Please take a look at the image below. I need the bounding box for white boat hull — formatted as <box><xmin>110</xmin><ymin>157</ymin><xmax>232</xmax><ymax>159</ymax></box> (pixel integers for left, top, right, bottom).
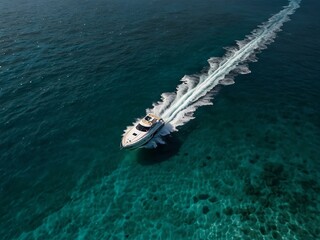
<box><xmin>121</xmin><ymin>114</ymin><xmax>164</xmax><ymax>149</ymax></box>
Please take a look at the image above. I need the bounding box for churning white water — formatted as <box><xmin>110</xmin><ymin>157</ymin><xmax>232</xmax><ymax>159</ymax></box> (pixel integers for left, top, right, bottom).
<box><xmin>124</xmin><ymin>0</ymin><xmax>300</xmax><ymax>149</ymax></box>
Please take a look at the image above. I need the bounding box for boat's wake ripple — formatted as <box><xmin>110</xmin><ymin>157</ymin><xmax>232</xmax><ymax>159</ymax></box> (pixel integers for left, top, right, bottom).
<box><xmin>124</xmin><ymin>0</ymin><xmax>300</xmax><ymax>149</ymax></box>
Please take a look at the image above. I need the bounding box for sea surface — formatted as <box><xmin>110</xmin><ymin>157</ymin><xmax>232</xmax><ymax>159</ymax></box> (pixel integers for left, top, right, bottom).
<box><xmin>1</xmin><ymin>0</ymin><xmax>319</xmax><ymax>239</ymax></box>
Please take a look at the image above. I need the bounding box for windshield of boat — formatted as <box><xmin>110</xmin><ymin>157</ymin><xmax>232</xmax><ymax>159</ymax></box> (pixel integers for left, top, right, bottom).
<box><xmin>145</xmin><ymin>116</ymin><xmax>152</xmax><ymax>121</ymax></box>
<box><xmin>136</xmin><ymin>124</ymin><xmax>150</xmax><ymax>132</ymax></box>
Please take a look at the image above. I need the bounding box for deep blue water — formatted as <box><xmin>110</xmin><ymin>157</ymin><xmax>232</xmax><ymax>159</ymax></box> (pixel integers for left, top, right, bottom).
<box><xmin>1</xmin><ymin>0</ymin><xmax>319</xmax><ymax>239</ymax></box>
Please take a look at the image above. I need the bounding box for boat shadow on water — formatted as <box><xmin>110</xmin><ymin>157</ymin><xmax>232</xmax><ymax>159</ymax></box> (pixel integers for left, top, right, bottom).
<box><xmin>135</xmin><ymin>134</ymin><xmax>182</xmax><ymax>165</ymax></box>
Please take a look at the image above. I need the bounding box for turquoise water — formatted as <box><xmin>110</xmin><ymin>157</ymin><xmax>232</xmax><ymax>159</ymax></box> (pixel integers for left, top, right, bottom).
<box><xmin>1</xmin><ymin>0</ymin><xmax>319</xmax><ymax>239</ymax></box>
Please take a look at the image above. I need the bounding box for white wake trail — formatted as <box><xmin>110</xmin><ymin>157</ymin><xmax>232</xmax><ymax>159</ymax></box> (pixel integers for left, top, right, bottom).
<box><xmin>125</xmin><ymin>0</ymin><xmax>300</xmax><ymax>148</ymax></box>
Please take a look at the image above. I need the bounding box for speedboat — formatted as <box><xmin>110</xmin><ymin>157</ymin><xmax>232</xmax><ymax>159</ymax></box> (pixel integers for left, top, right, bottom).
<box><xmin>121</xmin><ymin>113</ymin><xmax>164</xmax><ymax>149</ymax></box>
